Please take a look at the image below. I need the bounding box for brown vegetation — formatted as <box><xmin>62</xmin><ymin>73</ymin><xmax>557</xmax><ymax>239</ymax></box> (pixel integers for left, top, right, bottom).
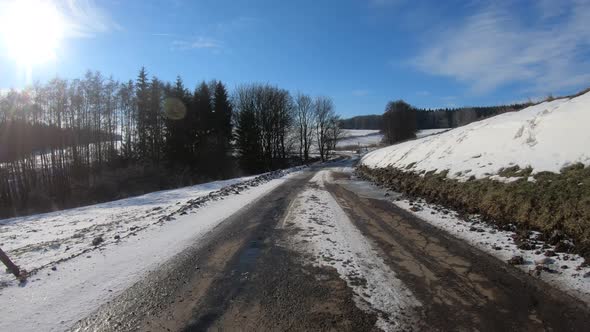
<box><xmin>358</xmin><ymin>164</ymin><xmax>590</xmax><ymax>259</ymax></box>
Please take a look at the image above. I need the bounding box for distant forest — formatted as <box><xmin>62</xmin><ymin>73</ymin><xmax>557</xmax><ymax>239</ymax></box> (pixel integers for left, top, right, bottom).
<box><xmin>0</xmin><ymin>69</ymin><xmax>340</xmax><ymax>218</ymax></box>
<box><xmin>340</xmin><ymin>102</ymin><xmax>532</xmax><ymax>130</ymax></box>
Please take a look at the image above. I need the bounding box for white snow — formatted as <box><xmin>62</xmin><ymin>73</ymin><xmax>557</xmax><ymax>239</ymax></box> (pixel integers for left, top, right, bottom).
<box><xmin>337</xmin><ymin>129</ymin><xmax>383</xmax><ymax>148</ymax></box>
<box><xmin>392</xmin><ymin>197</ymin><xmax>590</xmax><ymax>304</ymax></box>
<box><xmin>0</xmin><ymin>177</ymin><xmax>255</xmax><ymax>286</ymax></box>
<box><xmin>361</xmin><ymin>91</ymin><xmax>590</xmax><ymax>180</ymax></box>
<box><xmin>341</xmin><ymin>129</ymin><xmax>381</xmax><ymax>137</ymax></box>
<box><xmin>415</xmin><ymin>128</ymin><xmax>449</xmax><ymax>138</ymax></box>
<box><xmin>282</xmin><ymin>169</ymin><xmax>420</xmax><ymax>331</ymax></box>
<box><xmin>0</xmin><ymin>170</ymin><xmax>301</xmax><ymax>332</ymax></box>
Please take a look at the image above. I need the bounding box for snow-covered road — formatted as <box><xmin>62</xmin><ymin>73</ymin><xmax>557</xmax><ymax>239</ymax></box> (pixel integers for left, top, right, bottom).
<box><xmin>282</xmin><ymin>169</ymin><xmax>420</xmax><ymax>330</ymax></box>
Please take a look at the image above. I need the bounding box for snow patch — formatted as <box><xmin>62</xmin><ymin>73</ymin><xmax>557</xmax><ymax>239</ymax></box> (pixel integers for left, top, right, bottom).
<box><xmin>283</xmin><ymin>170</ymin><xmax>420</xmax><ymax>331</ymax></box>
<box><xmin>393</xmin><ymin>198</ymin><xmax>590</xmax><ymax>304</ymax></box>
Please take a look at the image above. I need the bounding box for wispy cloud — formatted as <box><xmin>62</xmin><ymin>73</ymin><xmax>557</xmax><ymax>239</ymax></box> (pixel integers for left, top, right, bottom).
<box><xmin>0</xmin><ymin>0</ymin><xmax>119</xmax><ymax>40</ymax></box>
<box><xmin>58</xmin><ymin>0</ymin><xmax>121</xmax><ymax>38</ymax></box>
<box><xmin>171</xmin><ymin>37</ymin><xmax>222</xmax><ymax>50</ymax></box>
<box><xmin>352</xmin><ymin>89</ymin><xmax>370</xmax><ymax>97</ymax></box>
<box><xmin>411</xmin><ymin>0</ymin><xmax>590</xmax><ymax>94</ymax></box>
<box><xmin>415</xmin><ymin>90</ymin><xmax>430</xmax><ymax>96</ymax></box>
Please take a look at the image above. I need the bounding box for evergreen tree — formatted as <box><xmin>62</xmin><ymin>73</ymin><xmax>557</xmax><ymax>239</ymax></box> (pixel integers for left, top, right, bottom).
<box><xmin>163</xmin><ymin>76</ymin><xmax>189</xmax><ymax>166</ymax></box>
<box><xmin>235</xmin><ymin>103</ymin><xmax>262</xmax><ymax>172</ymax></box>
<box><xmin>135</xmin><ymin>67</ymin><xmax>150</xmax><ymax>160</ymax></box>
<box><xmin>212</xmin><ymin>81</ymin><xmax>233</xmax><ymax>175</ymax></box>
<box><xmin>191</xmin><ymin>81</ymin><xmax>213</xmax><ymax>169</ymax></box>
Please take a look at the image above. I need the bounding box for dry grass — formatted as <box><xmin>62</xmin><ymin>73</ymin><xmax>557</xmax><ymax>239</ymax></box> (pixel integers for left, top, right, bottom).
<box><xmin>358</xmin><ymin>163</ymin><xmax>590</xmax><ymax>259</ymax></box>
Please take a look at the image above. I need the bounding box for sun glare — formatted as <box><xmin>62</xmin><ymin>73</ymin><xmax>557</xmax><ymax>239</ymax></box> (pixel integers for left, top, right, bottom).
<box><xmin>0</xmin><ymin>0</ymin><xmax>64</xmax><ymax>65</ymax></box>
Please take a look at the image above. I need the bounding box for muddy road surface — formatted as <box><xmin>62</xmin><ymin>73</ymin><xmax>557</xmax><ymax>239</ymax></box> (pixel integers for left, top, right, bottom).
<box><xmin>72</xmin><ymin>163</ymin><xmax>590</xmax><ymax>331</ymax></box>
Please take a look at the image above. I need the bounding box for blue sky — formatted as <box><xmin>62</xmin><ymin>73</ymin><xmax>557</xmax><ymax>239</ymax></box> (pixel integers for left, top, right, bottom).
<box><xmin>1</xmin><ymin>0</ymin><xmax>590</xmax><ymax>117</ymax></box>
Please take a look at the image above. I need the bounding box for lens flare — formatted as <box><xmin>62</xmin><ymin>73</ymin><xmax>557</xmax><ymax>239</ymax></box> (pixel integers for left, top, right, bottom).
<box><xmin>164</xmin><ymin>98</ymin><xmax>187</xmax><ymax>120</ymax></box>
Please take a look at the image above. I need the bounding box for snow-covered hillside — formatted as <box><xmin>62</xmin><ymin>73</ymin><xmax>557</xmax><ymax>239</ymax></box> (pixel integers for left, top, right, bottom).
<box><xmin>361</xmin><ymin>91</ymin><xmax>590</xmax><ymax>180</ymax></box>
<box><xmin>337</xmin><ymin>129</ymin><xmax>447</xmax><ymax>149</ymax></box>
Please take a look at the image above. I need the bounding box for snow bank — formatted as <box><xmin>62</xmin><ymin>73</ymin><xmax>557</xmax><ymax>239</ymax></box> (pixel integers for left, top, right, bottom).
<box><xmin>361</xmin><ymin>92</ymin><xmax>590</xmax><ymax>180</ymax></box>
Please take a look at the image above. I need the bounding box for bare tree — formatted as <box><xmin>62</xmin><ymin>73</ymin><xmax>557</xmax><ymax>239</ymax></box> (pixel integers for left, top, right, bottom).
<box><xmin>314</xmin><ymin>96</ymin><xmax>339</xmax><ymax>161</ymax></box>
<box><xmin>327</xmin><ymin>115</ymin><xmax>342</xmax><ymax>157</ymax></box>
<box><xmin>294</xmin><ymin>93</ymin><xmax>315</xmax><ymax>162</ymax></box>
<box><xmin>234</xmin><ymin>84</ymin><xmax>294</xmax><ymax>172</ymax></box>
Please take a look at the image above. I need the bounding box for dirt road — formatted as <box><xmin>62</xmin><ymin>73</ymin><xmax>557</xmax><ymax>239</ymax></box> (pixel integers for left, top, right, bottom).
<box><xmin>72</xmin><ymin>162</ymin><xmax>590</xmax><ymax>331</ymax></box>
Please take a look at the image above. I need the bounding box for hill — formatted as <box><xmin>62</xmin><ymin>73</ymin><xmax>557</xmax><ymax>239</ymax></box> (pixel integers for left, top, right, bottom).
<box><xmin>361</xmin><ymin>92</ymin><xmax>590</xmax><ymax>180</ymax></box>
<box><xmin>359</xmin><ymin>90</ymin><xmax>590</xmax><ymax>257</ymax></box>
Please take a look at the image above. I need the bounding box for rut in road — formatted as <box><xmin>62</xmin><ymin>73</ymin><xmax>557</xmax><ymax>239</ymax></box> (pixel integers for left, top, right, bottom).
<box><xmin>324</xmin><ymin>170</ymin><xmax>590</xmax><ymax>331</ymax></box>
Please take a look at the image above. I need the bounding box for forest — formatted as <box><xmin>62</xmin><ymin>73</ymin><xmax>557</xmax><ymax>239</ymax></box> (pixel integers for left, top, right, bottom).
<box><xmin>341</xmin><ymin>102</ymin><xmax>532</xmax><ymax>131</ymax></box>
<box><xmin>0</xmin><ymin>69</ymin><xmax>340</xmax><ymax>218</ymax></box>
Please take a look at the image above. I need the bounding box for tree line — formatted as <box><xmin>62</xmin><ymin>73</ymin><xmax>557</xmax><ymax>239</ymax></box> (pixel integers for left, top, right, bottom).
<box><xmin>0</xmin><ymin>69</ymin><xmax>340</xmax><ymax>218</ymax></box>
<box><xmin>339</xmin><ymin>114</ymin><xmax>382</xmax><ymax>130</ymax></box>
<box><xmin>380</xmin><ymin>100</ymin><xmax>530</xmax><ymax>144</ymax></box>
<box><xmin>341</xmin><ymin>102</ymin><xmax>531</xmax><ymax>133</ymax></box>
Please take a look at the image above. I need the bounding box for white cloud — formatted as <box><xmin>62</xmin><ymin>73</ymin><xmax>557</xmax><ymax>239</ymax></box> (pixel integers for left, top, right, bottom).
<box><xmin>172</xmin><ymin>37</ymin><xmax>222</xmax><ymax>50</ymax></box>
<box><xmin>411</xmin><ymin>0</ymin><xmax>590</xmax><ymax>94</ymax></box>
<box><xmin>352</xmin><ymin>89</ymin><xmax>370</xmax><ymax>96</ymax></box>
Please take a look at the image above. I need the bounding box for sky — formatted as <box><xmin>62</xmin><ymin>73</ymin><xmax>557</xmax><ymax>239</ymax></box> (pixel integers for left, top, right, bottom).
<box><xmin>1</xmin><ymin>0</ymin><xmax>590</xmax><ymax>117</ymax></box>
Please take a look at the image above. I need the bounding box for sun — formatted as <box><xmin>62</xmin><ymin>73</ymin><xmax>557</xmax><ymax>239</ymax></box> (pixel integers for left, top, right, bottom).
<box><xmin>0</xmin><ymin>0</ymin><xmax>65</xmax><ymax>65</ymax></box>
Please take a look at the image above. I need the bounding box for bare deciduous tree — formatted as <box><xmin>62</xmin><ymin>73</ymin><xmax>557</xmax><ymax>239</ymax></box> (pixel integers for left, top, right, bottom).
<box><xmin>294</xmin><ymin>93</ymin><xmax>315</xmax><ymax>162</ymax></box>
<box><xmin>314</xmin><ymin>96</ymin><xmax>339</xmax><ymax>161</ymax></box>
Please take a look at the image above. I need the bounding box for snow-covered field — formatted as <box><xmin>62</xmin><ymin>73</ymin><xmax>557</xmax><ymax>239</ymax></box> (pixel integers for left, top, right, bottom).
<box><xmin>340</xmin><ymin>129</ymin><xmax>381</xmax><ymax>137</ymax></box>
<box><xmin>337</xmin><ymin>129</ymin><xmax>383</xmax><ymax>148</ymax></box>
<box><xmin>283</xmin><ymin>169</ymin><xmax>420</xmax><ymax>330</ymax></box>
<box><xmin>337</xmin><ymin>128</ymin><xmax>448</xmax><ymax>150</ymax></box>
<box><xmin>361</xmin><ymin>91</ymin><xmax>590</xmax><ymax>180</ymax></box>
<box><xmin>0</xmin><ymin>177</ymin><xmax>255</xmax><ymax>285</ymax></box>
<box><xmin>0</xmin><ymin>169</ymin><xmax>302</xmax><ymax>332</ymax></box>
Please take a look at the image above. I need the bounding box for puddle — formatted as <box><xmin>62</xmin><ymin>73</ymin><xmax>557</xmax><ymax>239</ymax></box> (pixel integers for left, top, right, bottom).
<box><xmin>336</xmin><ymin>178</ymin><xmax>402</xmax><ymax>201</ymax></box>
<box><xmin>237</xmin><ymin>240</ymin><xmax>261</xmax><ymax>273</ymax></box>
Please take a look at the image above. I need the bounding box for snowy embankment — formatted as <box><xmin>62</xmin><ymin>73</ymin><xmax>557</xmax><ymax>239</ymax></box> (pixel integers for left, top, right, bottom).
<box><xmin>361</xmin><ymin>91</ymin><xmax>590</xmax><ymax>180</ymax></box>
<box><xmin>0</xmin><ymin>168</ymin><xmax>302</xmax><ymax>332</ymax></box>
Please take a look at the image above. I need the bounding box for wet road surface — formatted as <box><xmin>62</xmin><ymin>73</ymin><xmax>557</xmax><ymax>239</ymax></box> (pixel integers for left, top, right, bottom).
<box><xmin>71</xmin><ymin>164</ymin><xmax>590</xmax><ymax>331</ymax></box>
